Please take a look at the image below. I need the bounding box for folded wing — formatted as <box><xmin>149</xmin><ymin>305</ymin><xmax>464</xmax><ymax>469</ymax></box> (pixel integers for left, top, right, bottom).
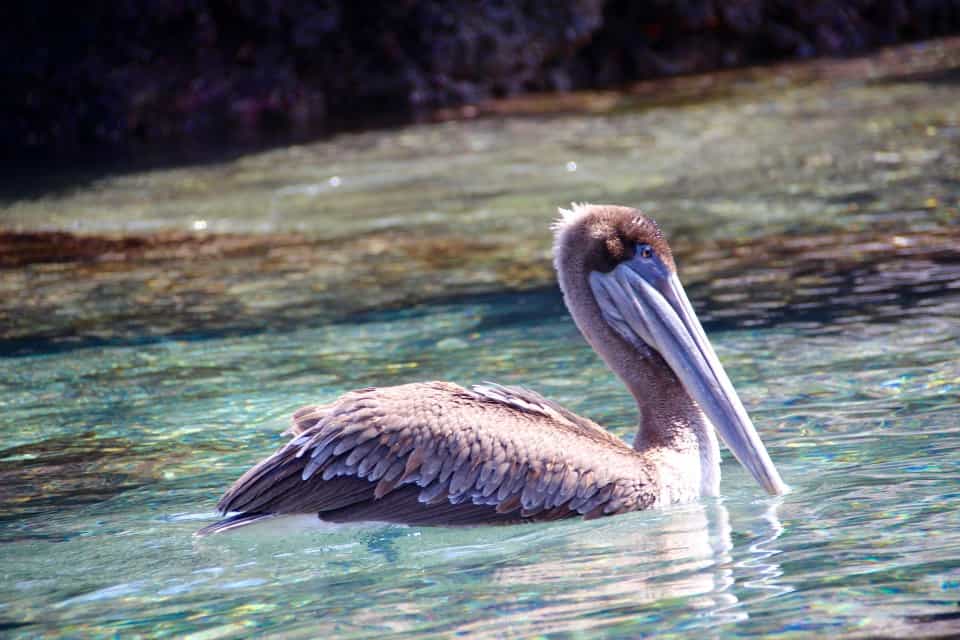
<box><xmin>200</xmin><ymin>381</ymin><xmax>654</xmax><ymax>534</ymax></box>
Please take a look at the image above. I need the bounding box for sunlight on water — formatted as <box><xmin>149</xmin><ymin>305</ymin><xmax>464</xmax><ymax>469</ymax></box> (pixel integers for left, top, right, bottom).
<box><xmin>4</xmin><ymin>53</ymin><xmax>958</xmax><ymax>247</ymax></box>
<box><xmin>2</xmin><ymin>43</ymin><xmax>960</xmax><ymax>638</ymax></box>
<box><xmin>2</xmin><ymin>290</ymin><xmax>959</xmax><ymax>637</ymax></box>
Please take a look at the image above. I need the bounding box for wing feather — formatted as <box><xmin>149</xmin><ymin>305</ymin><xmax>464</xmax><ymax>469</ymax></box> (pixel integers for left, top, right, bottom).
<box><xmin>202</xmin><ymin>381</ymin><xmax>656</xmax><ymax>534</ymax></box>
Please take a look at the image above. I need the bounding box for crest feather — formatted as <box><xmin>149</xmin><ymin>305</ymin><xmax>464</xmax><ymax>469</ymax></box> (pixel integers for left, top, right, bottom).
<box><xmin>551</xmin><ymin>202</ymin><xmax>594</xmax><ymax>234</ymax></box>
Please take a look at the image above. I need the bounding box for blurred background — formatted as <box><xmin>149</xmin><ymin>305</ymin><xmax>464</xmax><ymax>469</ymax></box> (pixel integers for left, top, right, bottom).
<box><xmin>6</xmin><ymin>0</ymin><xmax>960</xmax><ymax>162</ymax></box>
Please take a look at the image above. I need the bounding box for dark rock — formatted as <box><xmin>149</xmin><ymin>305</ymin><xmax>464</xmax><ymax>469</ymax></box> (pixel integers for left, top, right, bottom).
<box><xmin>3</xmin><ymin>0</ymin><xmax>960</xmax><ymax>159</ymax></box>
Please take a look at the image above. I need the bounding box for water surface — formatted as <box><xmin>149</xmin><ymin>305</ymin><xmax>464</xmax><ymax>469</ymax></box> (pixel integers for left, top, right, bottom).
<box><xmin>2</xmin><ymin>41</ymin><xmax>960</xmax><ymax>638</ymax></box>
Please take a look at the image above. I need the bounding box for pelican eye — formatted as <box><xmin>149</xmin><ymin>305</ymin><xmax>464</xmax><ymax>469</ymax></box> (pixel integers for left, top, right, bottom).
<box><xmin>638</xmin><ymin>244</ymin><xmax>654</xmax><ymax>260</ymax></box>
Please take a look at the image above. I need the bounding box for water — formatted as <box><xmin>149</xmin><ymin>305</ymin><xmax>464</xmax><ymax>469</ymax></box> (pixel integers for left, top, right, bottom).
<box><xmin>2</xmin><ymin>41</ymin><xmax>960</xmax><ymax>637</ymax></box>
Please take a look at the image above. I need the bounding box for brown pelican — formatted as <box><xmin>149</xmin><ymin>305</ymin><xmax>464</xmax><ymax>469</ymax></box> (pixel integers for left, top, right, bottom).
<box><xmin>197</xmin><ymin>203</ymin><xmax>787</xmax><ymax>535</ymax></box>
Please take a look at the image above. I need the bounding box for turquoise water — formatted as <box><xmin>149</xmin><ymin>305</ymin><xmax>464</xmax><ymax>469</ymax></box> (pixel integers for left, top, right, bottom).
<box><xmin>3</xmin><ymin>42</ymin><xmax>960</xmax><ymax>637</ymax></box>
<box><xmin>2</xmin><ymin>291</ymin><xmax>959</xmax><ymax>637</ymax></box>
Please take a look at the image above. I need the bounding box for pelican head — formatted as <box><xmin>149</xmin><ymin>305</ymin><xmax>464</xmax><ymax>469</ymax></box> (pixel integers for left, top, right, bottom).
<box><xmin>554</xmin><ymin>203</ymin><xmax>787</xmax><ymax>496</ymax></box>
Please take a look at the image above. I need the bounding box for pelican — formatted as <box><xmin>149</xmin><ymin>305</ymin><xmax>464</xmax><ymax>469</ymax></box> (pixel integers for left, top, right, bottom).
<box><xmin>198</xmin><ymin>203</ymin><xmax>786</xmax><ymax>535</ymax></box>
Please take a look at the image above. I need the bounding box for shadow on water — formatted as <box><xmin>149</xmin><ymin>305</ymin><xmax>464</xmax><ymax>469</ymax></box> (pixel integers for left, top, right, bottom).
<box><xmin>0</xmin><ymin>433</ymin><xmax>152</xmax><ymax>532</ymax></box>
<box><xmin>2</xmin><ymin>111</ymin><xmax>413</xmax><ymax>203</ymax></box>
<box><xmin>5</xmin><ymin>38</ymin><xmax>960</xmax><ymax>204</ymax></box>
<box><xmin>872</xmin><ymin>64</ymin><xmax>960</xmax><ymax>87</ymax></box>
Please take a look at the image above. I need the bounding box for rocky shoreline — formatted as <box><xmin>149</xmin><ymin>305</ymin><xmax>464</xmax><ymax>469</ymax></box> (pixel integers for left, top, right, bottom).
<box><xmin>7</xmin><ymin>1</ymin><xmax>960</xmax><ymax>159</ymax></box>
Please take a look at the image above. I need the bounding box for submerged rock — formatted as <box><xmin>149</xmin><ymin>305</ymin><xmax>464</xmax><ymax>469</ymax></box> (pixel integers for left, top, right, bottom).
<box><xmin>1</xmin><ymin>224</ymin><xmax>957</xmax><ymax>355</ymax></box>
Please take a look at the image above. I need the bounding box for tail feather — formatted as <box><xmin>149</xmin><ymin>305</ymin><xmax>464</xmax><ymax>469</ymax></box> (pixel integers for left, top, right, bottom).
<box><xmin>194</xmin><ymin>512</ymin><xmax>277</xmax><ymax>536</ymax></box>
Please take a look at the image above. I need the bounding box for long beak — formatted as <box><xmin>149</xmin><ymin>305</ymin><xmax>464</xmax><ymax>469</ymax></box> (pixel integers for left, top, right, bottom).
<box><xmin>590</xmin><ymin>262</ymin><xmax>788</xmax><ymax>496</ymax></box>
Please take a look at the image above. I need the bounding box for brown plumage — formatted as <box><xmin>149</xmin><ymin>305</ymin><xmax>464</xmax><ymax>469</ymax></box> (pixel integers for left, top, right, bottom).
<box><xmin>198</xmin><ymin>203</ymin><xmax>786</xmax><ymax>535</ymax></box>
<box><xmin>200</xmin><ymin>382</ymin><xmax>655</xmax><ymax>533</ymax></box>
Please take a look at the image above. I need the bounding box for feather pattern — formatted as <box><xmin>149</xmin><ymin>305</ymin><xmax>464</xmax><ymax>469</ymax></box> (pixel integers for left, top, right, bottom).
<box><xmin>197</xmin><ymin>204</ymin><xmax>771</xmax><ymax>536</ymax></box>
<box><xmin>203</xmin><ymin>381</ymin><xmax>658</xmax><ymax>533</ymax></box>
